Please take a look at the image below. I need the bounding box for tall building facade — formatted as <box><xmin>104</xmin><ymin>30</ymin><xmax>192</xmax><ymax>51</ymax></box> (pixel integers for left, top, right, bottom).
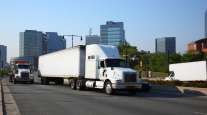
<box><xmin>0</xmin><ymin>45</ymin><xmax>7</xmax><ymax>69</ymax></box>
<box><xmin>205</xmin><ymin>10</ymin><xmax>207</xmax><ymax>37</ymax></box>
<box><xmin>155</xmin><ymin>37</ymin><xmax>176</xmax><ymax>54</ymax></box>
<box><xmin>20</xmin><ymin>30</ymin><xmax>47</xmax><ymax>57</ymax></box>
<box><xmin>46</xmin><ymin>32</ymin><xmax>66</xmax><ymax>53</ymax></box>
<box><xmin>100</xmin><ymin>21</ymin><xmax>125</xmax><ymax>46</ymax></box>
<box><xmin>85</xmin><ymin>35</ymin><xmax>100</xmax><ymax>45</ymax></box>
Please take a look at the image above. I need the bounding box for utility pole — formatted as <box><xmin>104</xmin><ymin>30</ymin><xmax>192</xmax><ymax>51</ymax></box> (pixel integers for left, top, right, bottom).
<box><xmin>63</xmin><ymin>35</ymin><xmax>82</xmax><ymax>48</ymax></box>
<box><xmin>125</xmin><ymin>40</ymin><xmax>128</xmax><ymax>64</ymax></box>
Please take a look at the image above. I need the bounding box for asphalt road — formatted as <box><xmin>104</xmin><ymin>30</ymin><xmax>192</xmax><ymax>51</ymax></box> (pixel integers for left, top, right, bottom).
<box><xmin>7</xmin><ymin>79</ymin><xmax>207</xmax><ymax>115</ymax></box>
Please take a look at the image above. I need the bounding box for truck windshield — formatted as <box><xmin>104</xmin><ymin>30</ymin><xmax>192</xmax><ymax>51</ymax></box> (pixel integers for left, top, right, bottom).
<box><xmin>18</xmin><ymin>65</ymin><xmax>29</xmax><ymax>69</ymax></box>
<box><xmin>105</xmin><ymin>59</ymin><xmax>128</xmax><ymax>67</ymax></box>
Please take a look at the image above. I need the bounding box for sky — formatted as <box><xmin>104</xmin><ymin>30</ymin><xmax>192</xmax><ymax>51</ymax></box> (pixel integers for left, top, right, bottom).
<box><xmin>0</xmin><ymin>0</ymin><xmax>207</xmax><ymax>61</ymax></box>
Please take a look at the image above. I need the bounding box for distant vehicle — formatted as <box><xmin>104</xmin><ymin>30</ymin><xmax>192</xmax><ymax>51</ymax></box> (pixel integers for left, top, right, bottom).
<box><xmin>38</xmin><ymin>44</ymin><xmax>150</xmax><ymax>95</ymax></box>
<box><xmin>10</xmin><ymin>60</ymin><xmax>34</xmax><ymax>84</ymax></box>
<box><xmin>165</xmin><ymin>61</ymin><xmax>207</xmax><ymax>81</ymax></box>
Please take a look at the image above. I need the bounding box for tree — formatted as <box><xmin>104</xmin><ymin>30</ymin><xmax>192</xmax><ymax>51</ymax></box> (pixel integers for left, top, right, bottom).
<box><xmin>118</xmin><ymin>43</ymin><xmax>139</xmax><ymax>69</ymax></box>
<box><xmin>182</xmin><ymin>52</ymin><xmax>205</xmax><ymax>62</ymax></box>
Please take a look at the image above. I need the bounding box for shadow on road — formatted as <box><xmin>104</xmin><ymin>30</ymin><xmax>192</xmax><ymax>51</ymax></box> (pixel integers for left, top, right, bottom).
<box><xmin>7</xmin><ymin>78</ymin><xmax>207</xmax><ymax>99</ymax></box>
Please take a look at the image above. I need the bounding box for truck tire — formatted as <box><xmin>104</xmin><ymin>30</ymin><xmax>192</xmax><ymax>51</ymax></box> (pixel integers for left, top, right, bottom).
<box><xmin>41</xmin><ymin>78</ymin><xmax>44</xmax><ymax>85</ymax></box>
<box><xmin>76</xmin><ymin>80</ymin><xmax>84</xmax><ymax>90</ymax></box>
<box><xmin>30</xmin><ymin>80</ymin><xmax>34</xmax><ymax>84</ymax></box>
<box><xmin>105</xmin><ymin>81</ymin><xmax>113</xmax><ymax>95</ymax></box>
<box><xmin>14</xmin><ymin>79</ymin><xmax>17</xmax><ymax>84</ymax></box>
<box><xmin>42</xmin><ymin>77</ymin><xmax>49</xmax><ymax>85</ymax></box>
<box><xmin>70</xmin><ymin>79</ymin><xmax>76</xmax><ymax>90</ymax></box>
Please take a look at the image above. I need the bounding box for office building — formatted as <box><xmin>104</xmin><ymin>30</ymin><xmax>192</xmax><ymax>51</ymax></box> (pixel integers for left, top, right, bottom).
<box><xmin>100</xmin><ymin>21</ymin><xmax>125</xmax><ymax>46</ymax></box>
<box><xmin>85</xmin><ymin>35</ymin><xmax>100</xmax><ymax>45</ymax></box>
<box><xmin>46</xmin><ymin>32</ymin><xmax>66</xmax><ymax>53</ymax></box>
<box><xmin>187</xmin><ymin>38</ymin><xmax>207</xmax><ymax>54</ymax></box>
<box><xmin>0</xmin><ymin>45</ymin><xmax>7</xmax><ymax>69</ymax></box>
<box><xmin>155</xmin><ymin>37</ymin><xmax>176</xmax><ymax>54</ymax></box>
<box><xmin>19</xmin><ymin>30</ymin><xmax>47</xmax><ymax>57</ymax></box>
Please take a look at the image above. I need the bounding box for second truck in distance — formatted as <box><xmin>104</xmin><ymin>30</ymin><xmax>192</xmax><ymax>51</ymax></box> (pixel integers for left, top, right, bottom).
<box><xmin>38</xmin><ymin>44</ymin><xmax>149</xmax><ymax>94</ymax></box>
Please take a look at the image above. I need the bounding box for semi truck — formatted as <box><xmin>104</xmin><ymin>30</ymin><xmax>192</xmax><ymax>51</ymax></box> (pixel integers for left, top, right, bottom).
<box><xmin>166</xmin><ymin>61</ymin><xmax>207</xmax><ymax>81</ymax></box>
<box><xmin>38</xmin><ymin>44</ymin><xmax>150</xmax><ymax>94</ymax></box>
<box><xmin>10</xmin><ymin>60</ymin><xmax>34</xmax><ymax>84</ymax></box>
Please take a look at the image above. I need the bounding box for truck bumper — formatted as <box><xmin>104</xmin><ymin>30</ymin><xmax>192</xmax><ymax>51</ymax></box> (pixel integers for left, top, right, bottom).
<box><xmin>112</xmin><ymin>83</ymin><xmax>142</xmax><ymax>90</ymax></box>
<box><xmin>15</xmin><ymin>78</ymin><xmax>34</xmax><ymax>82</ymax></box>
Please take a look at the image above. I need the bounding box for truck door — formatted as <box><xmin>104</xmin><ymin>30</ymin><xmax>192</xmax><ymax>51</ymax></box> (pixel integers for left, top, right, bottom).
<box><xmin>99</xmin><ymin>60</ymin><xmax>106</xmax><ymax>80</ymax></box>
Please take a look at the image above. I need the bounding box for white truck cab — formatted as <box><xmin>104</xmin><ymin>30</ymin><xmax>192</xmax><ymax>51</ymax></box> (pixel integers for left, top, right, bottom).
<box><xmin>11</xmin><ymin>61</ymin><xmax>34</xmax><ymax>84</ymax></box>
<box><xmin>84</xmin><ymin>45</ymin><xmax>142</xmax><ymax>94</ymax></box>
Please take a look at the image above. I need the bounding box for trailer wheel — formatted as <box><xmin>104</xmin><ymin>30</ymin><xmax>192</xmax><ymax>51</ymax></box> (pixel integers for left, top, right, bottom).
<box><xmin>105</xmin><ymin>81</ymin><xmax>113</xmax><ymax>95</ymax></box>
<box><xmin>42</xmin><ymin>78</ymin><xmax>49</xmax><ymax>85</ymax></box>
<box><xmin>70</xmin><ymin>79</ymin><xmax>76</xmax><ymax>90</ymax></box>
<box><xmin>30</xmin><ymin>80</ymin><xmax>34</xmax><ymax>84</ymax></box>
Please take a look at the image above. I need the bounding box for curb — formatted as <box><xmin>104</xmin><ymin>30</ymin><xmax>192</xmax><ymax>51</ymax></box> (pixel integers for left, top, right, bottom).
<box><xmin>2</xmin><ymin>79</ymin><xmax>21</xmax><ymax>115</ymax></box>
<box><xmin>0</xmin><ymin>80</ymin><xmax>4</xmax><ymax>115</ymax></box>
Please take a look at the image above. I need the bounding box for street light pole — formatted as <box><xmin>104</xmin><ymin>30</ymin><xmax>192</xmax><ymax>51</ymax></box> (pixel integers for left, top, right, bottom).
<box><xmin>125</xmin><ymin>40</ymin><xmax>128</xmax><ymax>64</ymax></box>
<box><xmin>63</xmin><ymin>35</ymin><xmax>82</xmax><ymax>48</ymax></box>
<box><xmin>72</xmin><ymin>35</ymin><xmax>74</xmax><ymax>47</ymax></box>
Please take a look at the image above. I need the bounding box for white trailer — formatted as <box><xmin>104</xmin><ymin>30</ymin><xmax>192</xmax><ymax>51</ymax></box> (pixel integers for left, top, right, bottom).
<box><xmin>167</xmin><ymin>61</ymin><xmax>207</xmax><ymax>81</ymax></box>
<box><xmin>38</xmin><ymin>46</ymin><xmax>85</xmax><ymax>84</ymax></box>
<box><xmin>39</xmin><ymin>44</ymin><xmax>149</xmax><ymax>94</ymax></box>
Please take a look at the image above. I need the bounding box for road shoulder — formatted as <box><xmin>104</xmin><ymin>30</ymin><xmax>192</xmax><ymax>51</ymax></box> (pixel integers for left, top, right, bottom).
<box><xmin>3</xmin><ymin>79</ymin><xmax>21</xmax><ymax>115</ymax></box>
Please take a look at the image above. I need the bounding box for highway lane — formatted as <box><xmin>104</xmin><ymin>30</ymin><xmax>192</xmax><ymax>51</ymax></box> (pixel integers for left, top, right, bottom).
<box><xmin>7</xmin><ymin>80</ymin><xmax>207</xmax><ymax>115</ymax></box>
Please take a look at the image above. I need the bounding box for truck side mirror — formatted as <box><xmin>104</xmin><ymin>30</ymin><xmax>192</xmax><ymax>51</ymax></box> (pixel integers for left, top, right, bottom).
<box><xmin>100</xmin><ymin>61</ymin><xmax>105</xmax><ymax>68</ymax></box>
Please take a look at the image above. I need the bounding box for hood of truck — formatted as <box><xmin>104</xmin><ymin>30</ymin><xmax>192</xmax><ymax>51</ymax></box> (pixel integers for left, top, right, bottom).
<box><xmin>112</xmin><ymin>67</ymin><xmax>137</xmax><ymax>73</ymax></box>
<box><xmin>18</xmin><ymin>69</ymin><xmax>30</xmax><ymax>73</ymax></box>
<box><xmin>105</xmin><ymin>67</ymin><xmax>137</xmax><ymax>81</ymax></box>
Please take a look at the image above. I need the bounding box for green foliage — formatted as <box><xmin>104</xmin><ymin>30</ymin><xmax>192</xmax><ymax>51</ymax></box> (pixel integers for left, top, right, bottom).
<box><xmin>0</xmin><ymin>69</ymin><xmax>9</xmax><ymax>77</ymax></box>
<box><xmin>148</xmin><ymin>53</ymin><xmax>168</xmax><ymax>73</ymax></box>
<box><xmin>181</xmin><ymin>52</ymin><xmax>206</xmax><ymax>62</ymax></box>
<box><xmin>118</xmin><ymin>43</ymin><xmax>139</xmax><ymax>69</ymax></box>
<box><xmin>118</xmin><ymin>43</ymin><xmax>207</xmax><ymax>73</ymax></box>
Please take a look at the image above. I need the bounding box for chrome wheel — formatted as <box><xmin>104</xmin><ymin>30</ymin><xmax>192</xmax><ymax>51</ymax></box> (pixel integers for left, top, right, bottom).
<box><xmin>105</xmin><ymin>82</ymin><xmax>113</xmax><ymax>95</ymax></box>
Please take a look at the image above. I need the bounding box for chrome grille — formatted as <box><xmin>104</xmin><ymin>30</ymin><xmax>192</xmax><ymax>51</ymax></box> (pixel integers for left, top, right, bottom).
<box><xmin>124</xmin><ymin>72</ymin><xmax>137</xmax><ymax>82</ymax></box>
<box><xmin>21</xmin><ymin>72</ymin><xmax>29</xmax><ymax>80</ymax></box>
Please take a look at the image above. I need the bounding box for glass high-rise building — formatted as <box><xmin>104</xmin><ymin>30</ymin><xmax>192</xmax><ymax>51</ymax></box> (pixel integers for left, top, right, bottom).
<box><xmin>100</xmin><ymin>21</ymin><xmax>125</xmax><ymax>46</ymax></box>
<box><xmin>0</xmin><ymin>45</ymin><xmax>7</xmax><ymax>69</ymax></box>
<box><xmin>85</xmin><ymin>35</ymin><xmax>100</xmax><ymax>45</ymax></box>
<box><xmin>46</xmin><ymin>32</ymin><xmax>66</xmax><ymax>53</ymax></box>
<box><xmin>155</xmin><ymin>37</ymin><xmax>176</xmax><ymax>54</ymax></box>
<box><xmin>19</xmin><ymin>30</ymin><xmax>47</xmax><ymax>57</ymax></box>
